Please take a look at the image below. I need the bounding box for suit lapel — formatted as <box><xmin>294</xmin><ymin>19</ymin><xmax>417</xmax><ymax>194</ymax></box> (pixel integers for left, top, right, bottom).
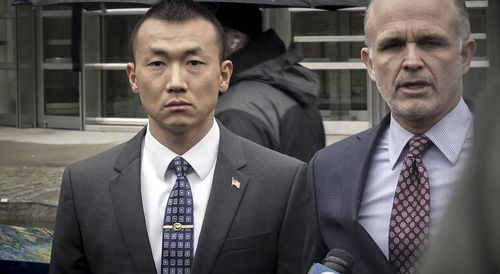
<box><xmin>191</xmin><ymin>124</ymin><xmax>249</xmax><ymax>274</ymax></box>
<box><xmin>346</xmin><ymin>115</ymin><xmax>394</xmax><ymax>273</ymax></box>
<box><xmin>109</xmin><ymin>128</ymin><xmax>157</xmax><ymax>274</ymax></box>
<box><xmin>347</xmin><ymin>115</ymin><xmax>391</xmax><ymax>221</ymax></box>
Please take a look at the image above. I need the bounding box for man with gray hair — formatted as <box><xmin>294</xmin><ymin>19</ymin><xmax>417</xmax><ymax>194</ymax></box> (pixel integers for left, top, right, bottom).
<box><xmin>306</xmin><ymin>0</ymin><xmax>475</xmax><ymax>273</ymax></box>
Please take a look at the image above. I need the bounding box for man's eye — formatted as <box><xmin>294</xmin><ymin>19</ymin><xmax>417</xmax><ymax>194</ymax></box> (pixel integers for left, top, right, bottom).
<box><xmin>380</xmin><ymin>42</ymin><xmax>403</xmax><ymax>51</ymax></box>
<box><xmin>419</xmin><ymin>40</ymin><xmax>445</xmax><ymax>48</ymax></box>
<box><xmin>148</xmin><ymin>61</ymin><xmax>163</xmax><ymax>67</ymax></box>
<box><xmin>187</xmin><ymin>60</ymin><xmax>203</xmax><ymax>66</ymax></box>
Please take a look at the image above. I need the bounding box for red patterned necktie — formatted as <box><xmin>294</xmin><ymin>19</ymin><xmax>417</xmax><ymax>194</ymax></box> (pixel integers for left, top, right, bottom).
<box><xmin>389</xmin><ymin>135</ymin><xmax>431</xmax><ymax>274</ymax></box>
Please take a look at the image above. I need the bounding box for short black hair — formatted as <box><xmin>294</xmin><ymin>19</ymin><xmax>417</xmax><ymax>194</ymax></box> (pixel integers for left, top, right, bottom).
<box><xmin>129</xmin><ymin>0</ymin><xmax>225</xmax><ymax>64</ymax></box>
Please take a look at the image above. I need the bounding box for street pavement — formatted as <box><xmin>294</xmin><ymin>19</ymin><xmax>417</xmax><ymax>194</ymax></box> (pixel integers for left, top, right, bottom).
<box><xmin>0</xmin><ymin>126</ymin><xmax>138</xmax><ymax>228</ymax></box>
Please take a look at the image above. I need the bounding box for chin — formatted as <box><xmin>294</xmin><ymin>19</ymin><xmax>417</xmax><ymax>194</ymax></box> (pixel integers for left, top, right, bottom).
<box><xmin>168</xmin><ymin>123</ymin><xmax>191</xmax><ymax>133</ymax></box>
<box><xmin>392</xmin><ymin>103</ymin><xmax>437</xmax><ymax>121</ymax></box>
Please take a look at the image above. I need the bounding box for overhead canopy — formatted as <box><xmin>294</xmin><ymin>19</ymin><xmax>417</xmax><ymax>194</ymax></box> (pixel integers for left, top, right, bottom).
<box><xmin>13</xmin><ymin>0</ymin><xmax>368</xmax><ymax>10</ymax></box>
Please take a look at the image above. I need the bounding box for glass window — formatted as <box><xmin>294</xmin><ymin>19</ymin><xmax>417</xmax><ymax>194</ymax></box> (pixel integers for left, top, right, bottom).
<box><xmin>102</xmin><ymin>15</ymin><xmax>141</xmax><ymax>63</ymax></box>
<box><xmin>291</xmin><ymin>9</ymin><xmax>368</xmax><ymax>121</ymax></box>
<box><xmin>469</xmin><ymin>8</ymin><xmax>487</xmax><ymax>59</ymax></box>
<box><xmin>0</xmin><ymin>69</ymin><xmax>16</xmax><ymax>118</ymax></box>
<box><xmin>0</xmin><ymin>7</ymin><xmax>17</xmax><ymax>126</ymax></box>
<box><xmin>0</xmin><ymin>18</ymin><xmax>15</xmax><ymax>64</ymax></box>
<box><xmin>44</xmin><ymin>70</ymin><xmax>79</xmax><ymax>116</ymax></box>
<box><xmin>84</xmin><ymin>12</ymin><xmax>144</xmax><ymax>121</ymax></box>
<box><xmin>43</xmin><ymin>16</ymin><xmax>72</xmax><ymax>63</ymax></box>
<box><xmin>0</xmin><ymin>1</ymin><xmax>15</xmax><ymax>13</ymax></box>
<box><xmin>316</xmin><ymin>70</ymin><xmax>368</xmax><ymax>121</ymax></box>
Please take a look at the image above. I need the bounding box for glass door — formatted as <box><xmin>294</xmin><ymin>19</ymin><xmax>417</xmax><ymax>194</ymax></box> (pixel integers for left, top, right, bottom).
<box><xmin>82</xmin><ymin>8</ymin><xmax>146</xmax><ymax>130</ymax></box>
<box><xmin>37</xmin><ymin>7</ymin><xmax>81</xmax><ymax>129</ymax></box>
<box><xmin>0</xmin><ymin>2</ymin><xmax>16</xmax><ymax>126</ymax></box>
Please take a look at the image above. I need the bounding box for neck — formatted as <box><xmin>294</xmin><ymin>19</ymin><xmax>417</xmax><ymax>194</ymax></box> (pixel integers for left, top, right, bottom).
<box><xmin>393</xmin><ymin>108</ymin><xmax>455</xmax><ymax>136</ymax></box>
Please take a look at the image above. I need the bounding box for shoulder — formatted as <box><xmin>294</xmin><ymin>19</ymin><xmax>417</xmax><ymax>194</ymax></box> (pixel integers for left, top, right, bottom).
<box><xmin>65</xmin><ymin>126</ymin><xmax>144</xmax><ymax>183</ymax></box>
<box><xmin>71</xmin><ymin>142</ymin><xmax>125</xmax><ymax>168</ymax></box>
<box><xmin>311</xmin><ymin>120</ymin><xmax>387</xmax><ymax>168</ymax></box>
<box><xmin>65</xmin><ymin>143</ymin><xmax>125</xmax><ymax>180</ymax></box>
<box><xmin>315</xmin><ymin>130</ymin><xmax>369</xmax><ymax>158</ymax></box>
<box><xmin>221</xmin><ymin>127</ymin><xmax>306</xmax><ymax>174</ymax></box>
<box><xmin>67</xmin><ymin>128</ymin><xmax>144</xmax><ymax>174</ymax></box>
<box><xmin>240</xmin><ymin>135</ymin><xmax>305</xmax><ymax>167</ymax></box>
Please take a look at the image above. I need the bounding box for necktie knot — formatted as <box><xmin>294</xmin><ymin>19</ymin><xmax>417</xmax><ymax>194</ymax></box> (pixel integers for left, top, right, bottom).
<box><xmin>169</xmin><ymin>156</ymin><xmax>191</xmax><ymax>178</ymax></box>
<box><xmin>407</xmin><ymin>135</ymin><xmax>431</xmax><ymax>158</ymax></box>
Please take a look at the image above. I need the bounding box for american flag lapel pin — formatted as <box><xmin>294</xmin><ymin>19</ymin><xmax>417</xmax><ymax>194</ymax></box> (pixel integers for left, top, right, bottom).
<box><xmin>231</xmin><ymin>177</ymin><xmax>241</xmax><ymax>189</ymax></box>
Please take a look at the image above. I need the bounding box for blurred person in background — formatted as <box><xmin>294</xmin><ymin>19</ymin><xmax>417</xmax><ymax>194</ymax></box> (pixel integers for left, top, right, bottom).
<box><xmin>419</xmin><ymin>0</ymin><xmax>500</xmax><ymax>271</ymax></box>
<box><xmin>214</xmin><ymin>3</ymin><xmax>325</xmax><ymax>162</ymax></box>
<box><xmin>418</xmin><ymin>76</ymin><xmax>500</xmax><ymax>274</ymax></box>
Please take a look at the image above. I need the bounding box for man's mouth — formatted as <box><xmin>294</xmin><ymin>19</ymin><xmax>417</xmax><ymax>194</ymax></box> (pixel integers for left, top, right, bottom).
<box><xmin>397</xmin><ymin>81</ymin><xmax>431</xmax><ymax>90</ymax></box>
<box><xmin>165</xmin><ymin>99</ymin><xmax>190</xmax><ymax>107</ymax></box>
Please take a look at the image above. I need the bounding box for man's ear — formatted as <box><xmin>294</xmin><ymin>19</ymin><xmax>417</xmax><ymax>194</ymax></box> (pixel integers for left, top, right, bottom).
<box><xmin>126</xmin><ymin>63</ymin><xmax>139</xmax><ymax>93</ymax></box>
<box><xmin>219</xmin><ymin>60</ymin><xmax>233</xmax><ymax>93</ymax></box>
<box><xmin>361</xmin><ymin>47</ymin><xmax>376</xmax><ymax>81</ymax></box>
<box><xmin>460</xmin><ymin>38</ymin><xmax>476</xmax><ymax>74</ymax></box>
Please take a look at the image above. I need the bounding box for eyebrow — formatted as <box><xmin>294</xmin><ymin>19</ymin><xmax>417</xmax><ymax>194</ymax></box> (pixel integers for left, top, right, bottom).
<box><xmin>377</xmin><ymin>32</ymin><xmax>449</xmax><ymax>48</ymax></box>
<box><xmin>376</xmin><ymin>37</ymin><xmax>404</xmax><ymax>49</ymax></box>
<box><xmin>417</xmin><ymin>34</ymin><xmax>450</xmax><ymax>44</ymax></box>
<box><xmin>148</xmin><ymin>46</ymin><xmax>205</xmax><ymax>58</ymax></box>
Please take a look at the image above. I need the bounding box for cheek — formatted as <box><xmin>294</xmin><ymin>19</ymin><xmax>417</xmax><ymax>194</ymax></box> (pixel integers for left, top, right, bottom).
<box><xmin>136</xmin><ymin>82</ymin><xmax>164</xmax><ymax>106</ymax></box>
<box><xmin>434</xmin><ymin>58</ymin><xmax>462</xmax><ymax>84</ymax></box>
<box><xmin>374</xmin><ymin>63</ymin><xmax>396</xmax><ymax>88</ymax></box>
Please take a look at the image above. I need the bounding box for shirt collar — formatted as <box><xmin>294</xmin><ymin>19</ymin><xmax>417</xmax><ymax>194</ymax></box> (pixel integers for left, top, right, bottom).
<box><xmin>144</xmin><ymin>120</ymin><xmax>220</xmax><ymax>180</ymax></box>
<box><xmin>389</xmin><ymin>98</ymin><xmax>473</xmax><ymax>169</ymax></box>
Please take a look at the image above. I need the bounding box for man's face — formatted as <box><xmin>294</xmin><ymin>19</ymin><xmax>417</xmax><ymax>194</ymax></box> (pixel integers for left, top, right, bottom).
<box><xmin>361</xmin><ymin>0</ymin><xmax>475</xmax><ymax>129</ymax></box>
<box><xmin>127</xmin><ymin>18</ymin><xmax>232</xmax><ymax>140</ymax></box>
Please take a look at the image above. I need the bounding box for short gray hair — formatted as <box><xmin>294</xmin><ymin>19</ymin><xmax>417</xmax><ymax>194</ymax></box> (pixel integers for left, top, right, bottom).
<box><xmin>363</xmin><ymin>0</ymin><xmax>471</xmax><ymax>47</ymax></box>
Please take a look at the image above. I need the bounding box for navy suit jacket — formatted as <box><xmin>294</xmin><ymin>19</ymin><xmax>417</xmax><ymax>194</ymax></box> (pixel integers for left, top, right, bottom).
<box><xmin>50</xmin><ymin>123</ymin><xmax>311</xmax><ymax>274</ymax></box>
<box><xmin>306</xmin><ymin>115</ymin><xmax>394</xmax><ymax>274</ymax></box>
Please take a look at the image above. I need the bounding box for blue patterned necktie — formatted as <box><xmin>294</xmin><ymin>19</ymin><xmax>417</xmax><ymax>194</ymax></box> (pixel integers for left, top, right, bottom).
<box><xmin>161</xmin><ymin>156</ymin><xmax>194</xmax><ymax>274</ymax></box>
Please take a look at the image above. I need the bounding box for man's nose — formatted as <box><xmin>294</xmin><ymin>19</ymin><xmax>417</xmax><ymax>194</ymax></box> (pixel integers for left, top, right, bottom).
<box><xmin>402</xmin><ymin>44</ymin><xmax>424</xmax><ymax>72</ymax></box>
<box><xmin>166</xmin><ymin>64</ymin><xmax>187</xmax><ymax>93</ymax></box>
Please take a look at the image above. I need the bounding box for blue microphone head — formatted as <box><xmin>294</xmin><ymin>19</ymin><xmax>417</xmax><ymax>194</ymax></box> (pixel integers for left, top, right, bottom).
<box><xmin>308</xmin><ymin>263</ymin><xmax>341</xmax><ymax>274</ymax></box>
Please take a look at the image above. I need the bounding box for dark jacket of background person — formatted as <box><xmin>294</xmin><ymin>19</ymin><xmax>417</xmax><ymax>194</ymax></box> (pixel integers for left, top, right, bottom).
<box><xmin>417</xmin><ymin>76</ymin><xmax>500</xmax><ymax>274</ymax></box>
<box><xmin>215</xmin><ymin>29</ymin><xmax>325</xmax><ymax>162</ymax></box>
<box><xmin>418</xmin><ymin>1</ymin><xmax>500</xmax><ymax>272</ymax></box>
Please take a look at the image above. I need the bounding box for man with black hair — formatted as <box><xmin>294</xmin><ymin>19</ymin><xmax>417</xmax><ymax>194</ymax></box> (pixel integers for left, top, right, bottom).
<box><xmin>214</xmin><ymin>3</ymin><xmax>325</xmax><ymax>162</ymax></box>
<box><xmin>49</xmin><ymin>1</ymin><xmax>311</xmax><ymax>273</ymax></box>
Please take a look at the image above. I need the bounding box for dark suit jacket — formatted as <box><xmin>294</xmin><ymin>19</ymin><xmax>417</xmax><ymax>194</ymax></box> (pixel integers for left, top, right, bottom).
<box><xmin>306</xmin><ymin>115</ymin><xmax>394</xmax><ymax>274</ymax></box>
<box><xmin>49</xmin><ymin>124</ymin><xmax>311</xmax><ymax>274</ymax></box>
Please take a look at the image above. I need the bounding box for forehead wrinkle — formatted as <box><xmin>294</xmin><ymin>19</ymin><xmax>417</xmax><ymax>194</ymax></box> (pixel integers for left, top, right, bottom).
<box><xmin>376</xmin><ymin>21</ymin><xmax>451</xmax><ymax>45</ymax></box>
<box><xmin>366</xmin><ymin>0</ymin><xmax>456</xmax><ymax>38</ymax></box>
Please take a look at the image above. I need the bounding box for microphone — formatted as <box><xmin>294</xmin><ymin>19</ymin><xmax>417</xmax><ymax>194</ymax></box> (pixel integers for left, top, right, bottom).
<box><xmin>308</xmin><ymin>249</ymin><xmax>354</xmax><ymax>274</ymax></box>
<box><xmin>323</xmin><ymin>249</ymin><xmax>353</xmax><ymax>273</ymax></box>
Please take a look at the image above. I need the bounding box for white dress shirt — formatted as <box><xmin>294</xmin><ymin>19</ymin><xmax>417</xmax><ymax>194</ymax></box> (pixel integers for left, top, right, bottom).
<box><xmin>358</xmin><ymin>98</ymin><xmax>473</xmax><ymax>258</ymax></box>
<box><xmin>140</xmin><ymin>121</ymin><xmax>219</xmax><ymax>274</ymax></box>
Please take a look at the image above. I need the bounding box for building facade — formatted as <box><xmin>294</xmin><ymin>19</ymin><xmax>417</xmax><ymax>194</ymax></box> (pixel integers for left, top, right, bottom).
<box><xmin>0</xmin><ymin>1</ymin><xmax>492</xmax><ymax>143</ymax></box>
